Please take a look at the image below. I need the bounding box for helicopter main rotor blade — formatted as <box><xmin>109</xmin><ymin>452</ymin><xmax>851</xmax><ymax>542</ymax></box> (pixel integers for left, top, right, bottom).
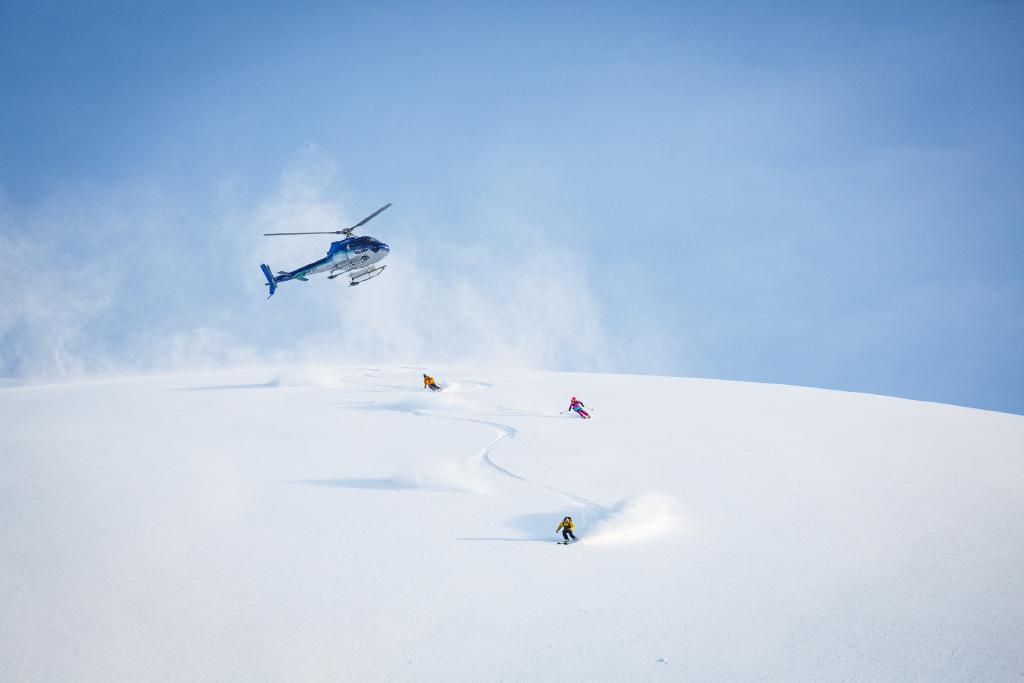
<box><xmin>263</xmin><ymin>203</ymin><xmax>392</xmax><ymax>236</ymax></box>
<box><xmin>263</xmin><ymin>231</ymin><xmax>346</xmax><ymax>236</ymax></box>
<box><xmin>346</xmin><ymin>203</ymin><xmax>391</xmax><ymax>231</ymax></box>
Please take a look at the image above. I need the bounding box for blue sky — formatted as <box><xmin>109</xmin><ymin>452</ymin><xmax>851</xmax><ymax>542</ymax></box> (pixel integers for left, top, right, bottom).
<box><xmin>2</xmin><ymin>1</ymin><xmax>1022</xmax><ymax>413</ymax></box>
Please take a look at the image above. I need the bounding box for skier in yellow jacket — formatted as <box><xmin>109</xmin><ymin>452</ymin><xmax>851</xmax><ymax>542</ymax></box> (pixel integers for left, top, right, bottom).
<box><xmin>555</xmin><ymin>516</ymin><xmax>577</xmax><ymax>544</ymax></box>
<box><xmin>423</xmin><ymin>374</ymin><xmax>442</xmax><ymax>391</ymax></box>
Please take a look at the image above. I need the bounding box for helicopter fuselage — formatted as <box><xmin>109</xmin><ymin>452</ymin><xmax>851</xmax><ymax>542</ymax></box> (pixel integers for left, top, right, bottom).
<box><xmin>260</xmin><ymin>202</ymin><xmax>393</xmax><ymax>298</ymax></box>
<box><xmin>261</xmin><ymin>235</ymin><xmax>390</xmax><ymax>297</ymax></box>
<box><xmin>293</xmin><ymin>235</ymin><xmax>390</xmax><ymax>279</ymax></box>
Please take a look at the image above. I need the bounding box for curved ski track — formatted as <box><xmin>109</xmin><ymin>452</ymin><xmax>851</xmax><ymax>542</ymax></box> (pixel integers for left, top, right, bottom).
<box><xmin>354</xmin><ymin>370</ymin><xmax>603</xmax><ymax>512</ymax></box>
<box><xmin>428</xmin><ymin>411</ymin><xmax>602</xmax><ymax>511</ymax></box>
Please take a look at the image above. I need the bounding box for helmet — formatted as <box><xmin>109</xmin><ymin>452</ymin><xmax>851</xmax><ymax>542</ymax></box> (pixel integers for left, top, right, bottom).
<box><xmin>571</xmin><ymin>396</ymin><xmax>577</xmax><ymax>401</ymax></box>
<box><xmin>423</xmin><ymin>373</ymin><xmax>428</xmax><ymax>378</ymax></box>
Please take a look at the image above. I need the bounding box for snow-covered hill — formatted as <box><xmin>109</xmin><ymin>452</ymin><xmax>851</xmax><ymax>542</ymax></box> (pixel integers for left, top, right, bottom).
<box><xmin>2</xmin><ymin>367</ymin><xmax>1022</xmax><ymax>680</ymax></box>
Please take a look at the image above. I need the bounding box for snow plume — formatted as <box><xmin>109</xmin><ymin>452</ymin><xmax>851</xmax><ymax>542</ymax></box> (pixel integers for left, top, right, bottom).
<box><xmin>245</xmin><ymin>149</ymin><xmax>612</xmax><ymax>372</ymax></box>
<box><xmin>0</xmin><ymin>183</ymin><xmax>260</xmax><ymax>377</ymax></box>
<box><xmin>582</xmin><ymin>494</ymin><xmax>682</xmax><ymax>545</ymax></box>
<box><xmin>0</xmin><ymin>149</ymin><xmax>613</xmax><ymax>378</ymax></box>
<box><xmin>320</xmin><ymin>244</ymin><xmax>608</xmax><ymax>371</ymax></box>
<box><xmin>0</xmin><ymin>197</ymin><xmax>119</xmax><ymax>376</ymax></box>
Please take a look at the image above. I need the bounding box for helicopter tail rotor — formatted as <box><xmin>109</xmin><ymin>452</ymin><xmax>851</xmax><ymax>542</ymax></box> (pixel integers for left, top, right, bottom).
<box><xmin>260</xmin><ymin>264</ymin><xmax>278</xmax><ymax>298</ymax></box>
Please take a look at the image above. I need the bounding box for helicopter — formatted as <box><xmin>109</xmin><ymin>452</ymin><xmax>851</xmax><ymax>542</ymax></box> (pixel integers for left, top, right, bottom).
<box><xmin>259</xmin><ymin>203</ymin><xmax>392</xmax><ymax>298</ymax></box>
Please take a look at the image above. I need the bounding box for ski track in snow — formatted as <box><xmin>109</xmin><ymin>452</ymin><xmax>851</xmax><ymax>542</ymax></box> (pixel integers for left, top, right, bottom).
<box><xmin>342</xmin><ymin>369</ymin><xmax>682</xmax><ymax>544</ymax></box>
<box><xmin>412</xmin><ymin>407</ymin><xmax>681</xmax><ymax>545</ymax></box>
<box><xmin>429</xmin><ymin>412</ymin><xmax>603</xmax><ymax>511</ymax></box>
<box><xmin>352</xmin><ymin>370</ymin><xmax>606</xmax><ymax>512</ymax></box>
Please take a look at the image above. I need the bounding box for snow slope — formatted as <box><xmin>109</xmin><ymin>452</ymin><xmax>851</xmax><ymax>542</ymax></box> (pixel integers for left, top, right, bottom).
<box><xmin>1</xmin><ymin>367</ymin><xmax>1022</xmax><ymax>681</ymax></box>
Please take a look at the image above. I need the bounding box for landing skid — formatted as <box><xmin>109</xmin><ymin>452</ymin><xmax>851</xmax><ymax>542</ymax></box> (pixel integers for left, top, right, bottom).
<box><xmin>347</xmin><ymin>265</ymin><xmax>387</xmax><ymax>286</ymax></box>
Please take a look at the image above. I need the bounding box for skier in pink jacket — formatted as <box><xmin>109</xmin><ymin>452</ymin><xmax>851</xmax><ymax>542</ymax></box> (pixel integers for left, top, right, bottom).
<box><xmin>568</xmin><ymin>396</ymin><xmax>591</xmax><ymax>419</ymax></box>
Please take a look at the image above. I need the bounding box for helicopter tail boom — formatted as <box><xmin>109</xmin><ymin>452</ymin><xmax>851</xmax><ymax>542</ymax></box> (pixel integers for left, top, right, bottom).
<box><xmin>260</xmin><ymin>263</ymin><xmax>278</xmax><ymax>298</ymax></box>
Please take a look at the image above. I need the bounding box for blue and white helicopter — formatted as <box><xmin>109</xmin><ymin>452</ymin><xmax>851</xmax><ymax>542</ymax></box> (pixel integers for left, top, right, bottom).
<box><xmin>259</xmin><ymin>203</ymin><xmax>391</xmax><ymax>298</ymax></box>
